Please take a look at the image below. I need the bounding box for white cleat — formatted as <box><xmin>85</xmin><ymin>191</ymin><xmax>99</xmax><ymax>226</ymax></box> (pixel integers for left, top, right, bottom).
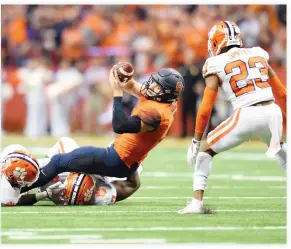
<box><xmin>178</xmin><ymin>198</ymin><xmax>204</xmax><ymax>214</ymax></box>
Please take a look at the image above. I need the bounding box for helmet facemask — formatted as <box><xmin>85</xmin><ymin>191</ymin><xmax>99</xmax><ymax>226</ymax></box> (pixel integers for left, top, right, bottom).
<box><xmin>141</xmin><ymin>74</ymin><xmax>180</xmax><ymax>103</ymax></box>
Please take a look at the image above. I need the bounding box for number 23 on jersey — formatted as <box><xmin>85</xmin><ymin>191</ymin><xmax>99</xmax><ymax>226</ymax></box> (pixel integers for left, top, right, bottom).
<box><xmin>225</xmin><ymin>56</ymin><xmax>270</xmax><ymax>97</ymax></box>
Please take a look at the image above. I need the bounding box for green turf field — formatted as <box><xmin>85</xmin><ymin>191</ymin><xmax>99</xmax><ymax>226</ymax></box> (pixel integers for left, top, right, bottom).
<box><xmin>1</xmin><ymin>135</ymin><xmax>286</xmax><ymax>244</ymax></box>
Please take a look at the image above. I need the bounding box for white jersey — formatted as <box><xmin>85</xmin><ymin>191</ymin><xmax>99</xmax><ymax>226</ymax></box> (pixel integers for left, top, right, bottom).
<box><xmin>203</xmin><ymin>47</ymin><xmax>274</xmax><ymax>110</ymax></box>
<box><xmin>0</xmin><ymin>174</ymin><xmax>21</xmax><ymax>206</ymax></box>
<box><xmin>93</xmin><ymin>175</ymin><xmax>117</xmax><ymax>205</ymax></box>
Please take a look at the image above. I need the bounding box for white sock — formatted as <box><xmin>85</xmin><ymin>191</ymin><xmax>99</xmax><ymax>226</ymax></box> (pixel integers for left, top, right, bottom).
<box><xmin>275</xmin><ymin>143</ymin><xmax>287</xmax><ymax>171</ymax></box>
<box><xmin>193</xmin><ymin>152</ymin><xmax>213</xmax><ymax>191</ymax></box>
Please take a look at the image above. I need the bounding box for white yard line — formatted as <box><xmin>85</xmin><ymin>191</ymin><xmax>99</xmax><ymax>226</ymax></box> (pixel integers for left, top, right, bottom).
<box><xmin>7</xmin><ymin>234</ymin><xmax>102</xmax><ymax>240</ymax></box>
<box><xmin>1</xmin><ymin>232</ymin><xmax>38</xmax><ymax>236</ymax></box>
<box><xmin>129</xmin><ymin>196</ymin><xmax>286</xmax><ymax>199</ymax></box>
<box><xmin>70</xmin><ymin>238</ymin><xmax>166</xmax><ymax>244</ymax></box>
<box><xmin>143</xmin><ymin>186</ymin><xmax>286</xmax><ymax>189</ymax></box>
<box><xmin>142</xmin><ymin>172</ymin><xmax>286</xmax><ymax>182</ymax></box>
<box><xmin>1</xmin><ymin>209</ymin><xmax>286</xmax><ymax>215</ymax></box>
<box><xmin>4</xmin><ymin>226</ymin><xmax>286</xmax><ymax>233</ymax></box>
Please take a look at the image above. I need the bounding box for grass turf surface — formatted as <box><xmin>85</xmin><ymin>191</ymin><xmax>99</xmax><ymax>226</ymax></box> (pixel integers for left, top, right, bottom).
<box><xmin>1</xmin><ymin>135</ymin><xmax>286</xmax><ymax>244</ymax></box>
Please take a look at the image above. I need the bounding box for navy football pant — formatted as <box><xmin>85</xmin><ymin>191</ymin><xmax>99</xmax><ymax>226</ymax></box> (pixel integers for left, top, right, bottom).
<box><xmin>21</xmin><ymin>145</ymin><xmax>138</xmax><ymax>192</ymax></box>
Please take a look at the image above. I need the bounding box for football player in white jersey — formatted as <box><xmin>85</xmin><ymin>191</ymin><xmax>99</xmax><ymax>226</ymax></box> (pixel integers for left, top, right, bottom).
<box><xmin>1</xmin><ymin>138</ymin><xmax>141</xmax><ymax>206</ymax></box>
<box><xmin>1</xmin><ymin>144</ymin><xmax>65</xmax><ymax>206</ymax></box>
<box><xmin>45</xmin><ymin>137</ymin><xmax>142</xmax><ymax>206</ymax></box>
<box><xmin>51</xmin><ymin>169</ymin><xmax>141</xmax><ymax>206</ymax></box>
<box><xmin>179</xmin><ymin>21</ymin><xmax>287</xmax><ymax>214</ymax></box>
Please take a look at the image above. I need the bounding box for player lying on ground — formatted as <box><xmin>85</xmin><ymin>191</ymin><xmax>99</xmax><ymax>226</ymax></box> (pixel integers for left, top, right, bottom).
<box><xmin>1</xmin><ymin>138</ymin><xmax>142</xmax><ymax>206</ymax></box>
<box><xmin>179</xmin><ymin>21</ymin><xmax>287</xmax><ymax>214</ymax></box>
<box><xmin>19</xmin><ymin>65</ymin><xmax>184</xmax><ymax>193</ymax></box>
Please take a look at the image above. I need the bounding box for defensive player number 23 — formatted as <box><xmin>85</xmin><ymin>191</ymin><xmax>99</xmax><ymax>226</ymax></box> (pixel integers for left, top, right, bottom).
<box><xmin>225</xmin><ymin>56</ymin><xmax>270</xmax><ymax>97</ymax></box>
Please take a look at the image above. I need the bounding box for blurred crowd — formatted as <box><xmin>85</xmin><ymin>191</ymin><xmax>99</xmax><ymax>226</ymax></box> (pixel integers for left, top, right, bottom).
<box><xmin>1</xmin><ymin>5</ymin><xmax>287</xmax><ymax>138</ymax></box>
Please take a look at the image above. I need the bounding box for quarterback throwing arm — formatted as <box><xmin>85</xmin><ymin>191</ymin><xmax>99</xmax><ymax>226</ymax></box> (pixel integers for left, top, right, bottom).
<box><xmin>20</xmin><ymin>66</ymin><xmax>184</xmax><ymax>193</ymax></box>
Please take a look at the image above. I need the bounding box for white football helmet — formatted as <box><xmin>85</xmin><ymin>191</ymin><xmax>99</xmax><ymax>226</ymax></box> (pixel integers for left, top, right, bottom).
<box><xmin>1</xmin><ymin>144</ymin><xmax>29</xmax><ymax>163</ymax></box>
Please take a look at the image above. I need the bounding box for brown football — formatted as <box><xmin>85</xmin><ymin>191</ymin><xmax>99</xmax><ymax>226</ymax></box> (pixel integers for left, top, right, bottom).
<box><xmin>115</xmin><ymin>62</ymin><xmax>134</xmax><ymax>83</ymax></box>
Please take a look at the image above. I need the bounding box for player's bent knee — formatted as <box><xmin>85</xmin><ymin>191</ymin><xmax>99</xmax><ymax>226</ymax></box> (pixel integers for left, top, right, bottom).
<box><xmin>200</xmin><ymin>142</ymin><xmax>217</xmax><ymax>157</ymax></box>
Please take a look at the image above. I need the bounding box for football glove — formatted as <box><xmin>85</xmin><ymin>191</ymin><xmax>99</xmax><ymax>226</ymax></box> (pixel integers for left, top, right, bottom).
<box><xmin>187</xmin><ymin>139</ymin><xmax>201</xmax><ymax>167</ymax></box>
<box><xmin>45</xmin><ymin>181</ymin><xmax>65</xmax><ymax>199</ymax></box>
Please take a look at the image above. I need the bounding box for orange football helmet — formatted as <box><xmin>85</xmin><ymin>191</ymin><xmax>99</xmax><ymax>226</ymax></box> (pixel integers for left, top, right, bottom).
<box><xmin>2</xmin><ymin>151</ymin><xmax>40</xmax><ymax>188</ymax></box>
<box><xmin>208</xmin><ymin>21</ymin><xmax>243</xmax><ymax>57</ymax></box>
<box><xmin>64</xmin><ymin>173</ymin><xmax>96</xmax><ymax>205</ymax></box>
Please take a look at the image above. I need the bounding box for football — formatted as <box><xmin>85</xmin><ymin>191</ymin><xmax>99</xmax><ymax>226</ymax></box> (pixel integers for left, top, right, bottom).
<box><xmin>115</xmin><ymin>62</ymin><xmax>134</xmax><ymax>83</ymax></box>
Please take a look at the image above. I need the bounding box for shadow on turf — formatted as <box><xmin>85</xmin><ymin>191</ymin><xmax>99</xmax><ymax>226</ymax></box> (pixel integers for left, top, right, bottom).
<box><xmin>202</xmin><ymin>206</ymin><xmax>215</xmax><ymax>214</ymax></box>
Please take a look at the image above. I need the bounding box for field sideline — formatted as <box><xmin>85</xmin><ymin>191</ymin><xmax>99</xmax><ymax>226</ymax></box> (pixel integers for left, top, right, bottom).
<box><xmin>1</xmin><ymin>135</ymin><xmax>287</xmax><ymax>244</ymax></box>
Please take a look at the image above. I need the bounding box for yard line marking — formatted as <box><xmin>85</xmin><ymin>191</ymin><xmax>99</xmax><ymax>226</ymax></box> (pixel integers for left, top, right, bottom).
<box><xmin>1</xmin><ymin>232</ymin><xmax>38</xmax><ymax>236</ymax></box>
<box><xmin>70</xmin><ymin>238</ymin><xmax>166</xmax><ymax>244</ymax></box>
<box><xmin>143</xmin><ymin>186</ymin><xmax>286</xmax><ymax>190</ymax></box>
<box><xmin>2</xmin><ymin>209</ymin><xmax>286</xmax><ymax>215</ymax></box>
<box><xmin>129</xmin><ymin>196</ymin><xmax>286</xmax><ymax>200</ymax></box>
<box><xmin>5</xmin><ymin>226</ymin><xmax>286</xmax><ymax>233</ymax></box>
<box><xmin>142</xmin><ymin>172</ymin><xmax>286</xmax><ymax>182</ymax></box>
<box><xmin>217</xmin><ymin>153</ymin><xmax>275</xmax><ymax>161</ymax></box>
<box><xmin>1</xmin><ymin>147</ymin><xmax>275</xmax><ymax>161</ymax></box>
<box><xmin>7</xmin><ymin>234</ymin><xmax>102</xmax><ymax>240</ymax></box>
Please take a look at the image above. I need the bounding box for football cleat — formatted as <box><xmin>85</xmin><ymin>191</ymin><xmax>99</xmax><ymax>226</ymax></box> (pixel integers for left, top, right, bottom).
<box><xmin>178</xmin><ymin>198</ymin><xmax>204</xmax><ymax>214</ymax></box>
<box><xmin>47</xmin><ymin>137</ymin><xmax>79</xmax><ymax>159</ymax></box>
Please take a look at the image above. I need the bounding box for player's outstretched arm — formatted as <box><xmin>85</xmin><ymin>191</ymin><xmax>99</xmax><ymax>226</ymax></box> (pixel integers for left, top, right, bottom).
<box><xmin>16</xmin><ymin>192</ymin><xmax>48</xmax><ymax>206</ymax></box>
<box><xmin>16</xmin><ymin>181</ymin><xmax>65</xmax><ymax>206</ymax></box>
<box><xmin>187</xmin><ymin>75</ymin><xmax>219</xmax><ymax>167</ymax></box>
<box><xmin>111</xmin><ymin>171</ymin><xmax>141</xmax><ymax>202</ymax></box>
<box><xmin>268</xmin><ymin>66</ymin><xmax>286</xmax><ymax>117</ymax></box>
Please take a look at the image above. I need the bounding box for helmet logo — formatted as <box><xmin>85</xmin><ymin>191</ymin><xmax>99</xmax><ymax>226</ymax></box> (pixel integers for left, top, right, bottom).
<box><xmin>13</xmin><ymin>167</ymin><xmax>27</xmax><ymax>180</ymax></box>
<box><xmin>96</xmin><ymin>187</ymin><xmax>107</xmax><ymax>197</ymax></box>
<box><xmin>176</xmin><ymin>82</ymin><xmax>183</xmax><ymax>93</ymax></box>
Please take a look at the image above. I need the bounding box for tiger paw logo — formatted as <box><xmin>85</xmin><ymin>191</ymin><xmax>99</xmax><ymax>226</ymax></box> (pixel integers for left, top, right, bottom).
<box><xmin>176</xmin><ymin>82</ymin><xmax>184</xmax><ymax>93</ymax></box>
<box><xmin>95</xmin><ymin>187</ymin><xmax>107</xmax><ymax>197</ymax></box>
<box><xmin>13</xmin><ymin>167</ymin><xmax>27</xmax><ymax>180</ymax></box>
<box><xmin>84</xmin><ymin>187</ymin><xmax>94</xmax><ymax>202</ymax></box>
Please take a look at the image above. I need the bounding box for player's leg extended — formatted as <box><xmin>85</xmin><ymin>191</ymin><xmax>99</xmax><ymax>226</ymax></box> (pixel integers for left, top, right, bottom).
<box><xmin>179</xmin><ymin>108</ymin><xmax>249</xmax><ymax>214</ymax></box>
<box><xmin>258</xmin><ymin>103</ymin><xmax>286</xmax><ymax>171</ymax></box>
<box><xmin>21</xmin><ymin>145</ymin><xmax>135</xmax><ymax>192</ymax></box>
<box><xmin>21</xmin><ymin>146</ymin><xmax>105</xmax><ymax>192</ymax></box>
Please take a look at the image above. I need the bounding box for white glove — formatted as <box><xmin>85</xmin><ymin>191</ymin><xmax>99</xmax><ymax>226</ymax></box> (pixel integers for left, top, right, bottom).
<box><xmin>45</xmin><ymin>181</ymin><xmax>65</xmax><ymax>199</ymax></box>
<box><xmin>187</xmin><ymin>139</ymin><xmax>201</xmax><ymax>167</ymax></box>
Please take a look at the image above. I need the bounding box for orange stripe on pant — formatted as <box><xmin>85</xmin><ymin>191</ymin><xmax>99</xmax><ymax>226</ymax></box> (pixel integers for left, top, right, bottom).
<box><xmin>208</xmin><ymin>109</ymin><xmax>241</xmax><ymax>147</ymax></box>
<box><xmin>208</xmin><ymin>109</ymin><xmax>238</xmax><ymax>140</ymax></box>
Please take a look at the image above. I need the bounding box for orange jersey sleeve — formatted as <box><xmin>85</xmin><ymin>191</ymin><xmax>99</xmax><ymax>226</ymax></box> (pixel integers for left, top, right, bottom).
<box><xmin>114</xmin><ymin>97</ymin><xmax>177</xmax><ymax>168</ymax></box>
<box><xmin>269</xmin><ymin>75</ymin><xmax>286</xmax><ymax>117</ymax></box>
<box><xmin>195</xmin><ymin>86</ymin><xmax>217</xmax><ymax>134</ymax></box>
